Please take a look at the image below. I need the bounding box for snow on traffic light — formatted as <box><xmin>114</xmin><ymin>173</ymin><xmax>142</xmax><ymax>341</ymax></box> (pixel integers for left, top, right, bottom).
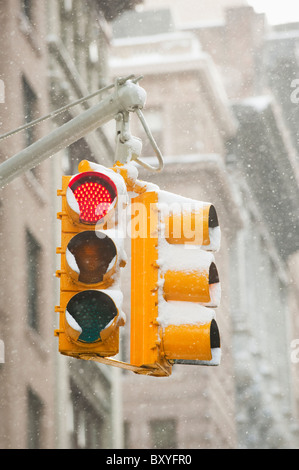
<box><xmin>130</xmin><ymin>188</ymin><xmax>221</xmax><ymax>377</ymax></box>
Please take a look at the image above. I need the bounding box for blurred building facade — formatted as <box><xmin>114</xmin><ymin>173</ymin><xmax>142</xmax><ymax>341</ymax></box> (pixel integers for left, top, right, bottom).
<box><xmin>111</xmin><ymin>29</ymin><xmax>240</xmax><ymax>448</ymax></box>
<box><xmin>111</xmin><ymin>0</ymin><xmax>299</xmax><ymax>449</ymax></box>
<box><xmin>0</xmin><ymin>0</ymin><xmax>138</xmax><ymax>449</ymax></box>
<box><xmin>0</xmin><ymin>0</ymin><xmax>55</xmax><ymax>449</ymax></box>
<box><xmin>47</xmin><ymin>0</ymin><xmax>122</xmax><ymax>449</ymax></box>
<box><xmin>191</xmin><ymin>5</ymin><xmax>299</xmax><ymax>447</ymax></box>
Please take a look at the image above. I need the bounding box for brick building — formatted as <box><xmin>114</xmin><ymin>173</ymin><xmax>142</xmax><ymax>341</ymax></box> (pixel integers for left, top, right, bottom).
<box><xmin>0</xmin><ymin>0</ymin><xmax>140</xmax><ymax>449</ymax></box>
<box><xmin>0</xmin><ymin>0</ymin><xmax>55</xmax><ymax>448</ymax></box>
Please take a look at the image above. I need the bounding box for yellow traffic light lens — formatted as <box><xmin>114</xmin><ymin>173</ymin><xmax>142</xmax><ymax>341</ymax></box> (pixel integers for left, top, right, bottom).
<box><xmin>67</xmin><ymin>171</ymin><xmax>117</xmax><ymax>224</ymax></box>
<box><xmin>66</xmin><ymin>231</ymin><xmax>117</xmax><ymax>284</ymax></box>
<box><xmin>66</xmin><ymin>290</ymin><xmax>117</xmax><ymax>343</ymax></box>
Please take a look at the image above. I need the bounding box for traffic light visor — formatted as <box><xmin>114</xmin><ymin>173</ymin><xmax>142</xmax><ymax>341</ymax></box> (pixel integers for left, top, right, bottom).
<box><xmin>66</xmin><ymin>171</ymin><xmax>117</xmax><ymax>225</ymax></box>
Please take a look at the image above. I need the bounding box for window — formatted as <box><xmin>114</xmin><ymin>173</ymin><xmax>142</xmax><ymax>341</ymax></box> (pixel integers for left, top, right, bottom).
<box><xmin>124</xmin><ymin>421</ymin><xmax>131</xmax><ymax>449</ymax></box>
<box><xmin>26</xmin><ymin>230</ymin><xmax>41</xmax><ymax>332</ymax></box>
<box><xmin>66</xmin><ymin>137</ymin><xmax>95</xmax><ymax>175</ymax></box>
<box><xmin>21</xmin><ymin>0</ymin><xmax>33</xmax><ymax>23</ymax></box>
<box><xmin>70</xmin><ymin>381</ymin><xmax>103</xmax><ymax>449</ymax></box>
<box><xmin>27</xmin><ymin>387</ymin><xmax>43</xmax><ymax>449</ymax></box>
<box><xmin>150</xmin><ymin>419</ymin><xmax>177</xmax><ymax>449</ymax></box>
<box><xmin>22</xmin><ymin>76</ymin><xmax>37</xmax><ymax>149</ymax></box>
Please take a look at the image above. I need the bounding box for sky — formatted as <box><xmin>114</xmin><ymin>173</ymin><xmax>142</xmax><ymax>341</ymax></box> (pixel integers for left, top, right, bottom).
<box><xmin>247</xmin><ymin>0</ymin><xmax>299</xmax><ymax>24</ymax></box>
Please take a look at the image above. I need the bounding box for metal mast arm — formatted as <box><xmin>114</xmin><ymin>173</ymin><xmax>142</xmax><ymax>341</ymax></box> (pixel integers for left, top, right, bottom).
<box><xmin>0</xmin><ymin>78</ymin><xmax>146</xmax><ymax>188</ymax></box>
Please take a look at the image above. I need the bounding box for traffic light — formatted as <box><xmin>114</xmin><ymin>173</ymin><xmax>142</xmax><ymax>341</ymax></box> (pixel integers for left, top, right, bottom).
<box><xmin>130</xmin><ymin>189</ymin><xmax>221</xmax><ymax>377</ymax></box>
<box><xmin>55</xmin><ymin>163</ymin><xmax>128</xmax><ymax>360</ymax></box>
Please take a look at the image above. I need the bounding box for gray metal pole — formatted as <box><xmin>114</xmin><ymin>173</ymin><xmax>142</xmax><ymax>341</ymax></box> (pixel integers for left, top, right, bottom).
<box><xmin>0</xmin><ymin>80</ymin><xmax>146</xmax><ymax>188</ymax></box>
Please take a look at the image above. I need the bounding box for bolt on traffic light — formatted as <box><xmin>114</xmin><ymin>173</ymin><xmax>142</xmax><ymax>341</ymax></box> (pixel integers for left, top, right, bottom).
<box><xmin>130</xmin><ymin>189</ymin><xmax>221</xmax><ymax>377</ymax></box>
<box><xmin>55</xmin><ymin>164</ymin><xmax>128</xmax><ymax>360</ymax></box>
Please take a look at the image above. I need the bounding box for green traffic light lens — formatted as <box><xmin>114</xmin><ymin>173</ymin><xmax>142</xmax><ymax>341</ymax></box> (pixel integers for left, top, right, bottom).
<box><xmin>66</xmin><ymin>290</ymin><xmax>117</xmax><ymax>343</ymax></box>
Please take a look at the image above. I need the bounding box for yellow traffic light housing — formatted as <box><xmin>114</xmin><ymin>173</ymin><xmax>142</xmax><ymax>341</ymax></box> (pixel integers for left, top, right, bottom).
<box><xmin>130</xmin><ymin>189</ymin><xmax>221</xmax><ymax>377</ymax></box>
<box><xmin>55</xmin><ymin>165</ymin><xmax>127</xmax><ymax>360</ymax></box>
<box><xmin>55</xmin><ymin>159</ymin><xmax>221</xmax><ymax>378</ymax></box>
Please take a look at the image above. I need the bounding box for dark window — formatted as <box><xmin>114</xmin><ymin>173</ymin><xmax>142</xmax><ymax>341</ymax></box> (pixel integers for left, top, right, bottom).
<box><xmin>22</xmin><ymin>76</ymin><xmax>37</xmax><ymax>148</ymax></box>
<box><xmin>70</xmin><ymin>381</ymin><xmax>103</xmax><ymax>449</ymax></box>
<box><xmin>26</xmin><ymin>230</ymin><xmax>41</xmax><ymax>331</ymax></box>
<box><xmin>21</xmin><ymin>0</ymin><xmax>33</xmax><ymax>22</ymax></box>
<box><xmin>124</xmin><ymin>421</ymin><xmax>131</xmax><ymax>449</ymax></box>
<box><xmin>27</xmin><ymin>387</ymin><xmax>43</xmax><ymax>449</ymax></box>
<box><xmin>66</xmin><ymin>137</ymin><xmax>95</xmax><ymax>175</ymax></box>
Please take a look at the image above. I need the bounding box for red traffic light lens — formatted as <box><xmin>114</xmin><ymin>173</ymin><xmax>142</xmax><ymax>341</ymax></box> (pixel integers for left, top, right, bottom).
<box><xmin>68</xmin><ymin>171</ymin><xmax>117</xmax><ymax>224</ymax></box>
